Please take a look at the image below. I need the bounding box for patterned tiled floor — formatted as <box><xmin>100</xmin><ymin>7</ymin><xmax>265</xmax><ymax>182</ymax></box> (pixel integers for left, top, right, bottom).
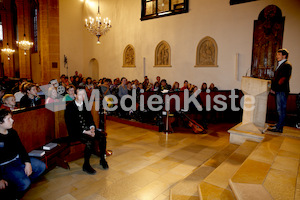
<box><xmin>23</xmin><ymin>121</ymin><xmax>233</xmax><ymax>200</ymax></box>
<box><xmin>23</xmin><ymin>122</ymin><xmax>300</xmax><ymax>200</ymax></box>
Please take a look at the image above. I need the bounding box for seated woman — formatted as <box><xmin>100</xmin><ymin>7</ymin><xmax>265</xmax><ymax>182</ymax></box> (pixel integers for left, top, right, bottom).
<box><xmin>100</xmin><ymin>79</ymin><xmax>111</xmax><ymax>97</ymax></box>
<box><xmin>45</xmin><ymin>87</ymin><xmax>59</xmax><ymax>104</ymax></box>
<box><xmin>0</xmin><ymin>109</ymin><xmax>46</xmax><ymax>199</ymax></box>
<box><xmin>171</xmin><ymin>82</ymin><xmax>180</xmax><ymax>92</ymax></box>
<box><xmin>181</xmin><ymin>80</ymin><xmax>189</xmax><ymax>91</ymax></box>
<box><xmin>85</xmin><ymin>77</ymin><xmax>94</xmax><ymax>98</ymax></box>
<box><xmin>209</xmin><ymin>83</ymin><xmax>218</xmax><ymax>91</ymax></box>
<box><xmin>201</xmin><ymin>82</ymin><xmax>208</xmax><ymax>92</ymax></box>
<box><xmin>152</xmin><ymin>82</ymin><xmax>160</xmax><ymax>92</ymax></box>
<box><xmin>1</xmin><ymin>94</ymin><xmax>17</xmax><ymax>111</ymax></box>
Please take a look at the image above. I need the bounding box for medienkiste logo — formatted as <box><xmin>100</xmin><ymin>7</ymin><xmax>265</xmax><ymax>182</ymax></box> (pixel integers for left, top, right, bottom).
<box><xmin>40</xmin><ymin>81</ymin><xmax>256</xmax><ymax>113</ymax></box>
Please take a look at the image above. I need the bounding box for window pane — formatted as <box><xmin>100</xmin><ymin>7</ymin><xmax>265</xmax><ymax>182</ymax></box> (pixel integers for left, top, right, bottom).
<box><xmin>146</xmin><ymin>0</ymin><xmax>156</xmax><ymax>15</ymax></box>
<box><xmin>171</xmin><ymin>0</ymin><xmax>184</xmax><ymax>10</ymax></box>
<box><xmin>0</xmin><ymin>24</ymin><xmax>3</xmax><ymax>41</ymax></box>
<box><xmin>158</xmin><ymin>0</ymin><xmax>169</xmax><ymax>13</ymax></box>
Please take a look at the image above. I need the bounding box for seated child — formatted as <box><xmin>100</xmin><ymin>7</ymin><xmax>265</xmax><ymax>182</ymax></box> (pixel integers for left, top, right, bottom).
<box><xmin>45</xmin><ymin>87</ymin><xmax>59</xmax><ymax>104</ymax></box>
<box><xmin>0</xmin><ymin>109</ymin><xmax>46</xmax><ymax>199</ymax></box>
<box><xmin>20</xmin><ymin>83</ymin><xmax>41</xmax><ymax>108</ymax></box>
<box><xmin>63</xmin><ymin>85</ymin><xmax>76</xmax><ymax>101</ymax></box>
<box><xmin>1</xmin><ymin>94</ymin><xmax>17</xmax><ymax>111</ymax></box>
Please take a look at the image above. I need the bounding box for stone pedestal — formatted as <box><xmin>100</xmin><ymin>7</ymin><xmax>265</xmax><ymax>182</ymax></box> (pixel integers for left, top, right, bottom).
<box><xmin>229</xmin><ymin>77</ymin><xmax>271</xmax><ymax>145</ymax></box>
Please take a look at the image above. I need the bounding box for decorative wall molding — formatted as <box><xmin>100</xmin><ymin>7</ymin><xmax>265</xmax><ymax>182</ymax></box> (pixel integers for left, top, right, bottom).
<box><xmin>195</xmin><ymin>36</ymin><xmax>218</xmax><ymax>67</ymax></box>
<box><xmin>123</xmin><ymin>44</ymin><xmax>136</xmax><ymax>67</ymax></box>
<box><xmin>154</xmin><ymin>40</ymin><xmax>171</xmax><ymax>67</ymax></box>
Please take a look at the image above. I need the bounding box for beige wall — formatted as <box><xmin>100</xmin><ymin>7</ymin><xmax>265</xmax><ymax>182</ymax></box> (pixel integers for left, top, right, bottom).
<box><xmin>59</xmin><ymin>0</ymin><xmax>300</xmax><ymax>93</ymax></box>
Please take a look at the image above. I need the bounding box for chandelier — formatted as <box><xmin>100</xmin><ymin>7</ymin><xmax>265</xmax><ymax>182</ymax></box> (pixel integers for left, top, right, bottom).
<box><xmin>16</xmin><ymin>34</ymin><xmax>33</xmax><ymax>55</ymax></box>
<box><xmin>84</xmin><ymin>0</ymin><xmax>112</xmax><ymax>44</ymax></box>
<box><xmin>1</xmin><ymin>43</ymin><xmax>15</xmax><ymax>61</ymax></box>
<box><xmin>1</xmin><ymin>13</ymin><xmax>15</xmax><ymax>60</ymax></box>
<box><xmin>16</xmin><ymin>2</ymin><xmax>33</xmax><ymax>55</ymax></box>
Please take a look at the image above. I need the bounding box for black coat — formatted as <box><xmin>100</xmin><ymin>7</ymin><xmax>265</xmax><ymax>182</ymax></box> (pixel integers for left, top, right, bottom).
<box><xmin>271</xmin><ymin>60</ymin><xmax>292</xmax><ymax>94</ymax></box>
<box><xmin>64</xmin><ymin>100</ymin><xmax>95</xmax><ymax>139</ymax></box>
<box><xmin>20</xmin><ymin>95</ymin><xmax>41</xmax><ymax>108</ymax></box>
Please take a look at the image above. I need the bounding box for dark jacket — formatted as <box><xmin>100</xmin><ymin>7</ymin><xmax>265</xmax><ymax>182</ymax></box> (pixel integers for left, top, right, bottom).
<box><xmin>271</xmin><ymin>60</ymin><xmax>292</xmax><ymax>94</ymax></box>
<box><xmin>0</xmin><ymin>129</ymin><xmax>30</xmax><ymax>167</ymax></box>
<box><xmin>20</xmin><ymin>95</ymin><xmax>41</xmax><ymax>108</ymax></box>
<box><xmin>64</xmin><ymin>100</ymin><xmax>95</xmax><ymax>139</ymax></box>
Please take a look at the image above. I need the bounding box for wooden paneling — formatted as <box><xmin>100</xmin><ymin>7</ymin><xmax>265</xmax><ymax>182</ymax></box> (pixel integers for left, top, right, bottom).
<box><xmin>251</xmin><ymin>5</ymin><xmax>285</xmax><ymax>79</ymax></box>
<box><xmin>12</xmin><ymin>106</ymin><xmax>55</xmax><ymax>152</ymax></box>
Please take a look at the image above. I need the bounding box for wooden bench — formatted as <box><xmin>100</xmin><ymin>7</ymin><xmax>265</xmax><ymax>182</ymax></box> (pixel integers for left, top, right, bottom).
<box><xmin>12</xmin><ymin>106</ymin><xmax>71</xmax><ymax>169</ymax></box>
<box><xmin>38</xmin><ymin>143</ymin><xmax>70</xmax><ymax>170</ymax></box>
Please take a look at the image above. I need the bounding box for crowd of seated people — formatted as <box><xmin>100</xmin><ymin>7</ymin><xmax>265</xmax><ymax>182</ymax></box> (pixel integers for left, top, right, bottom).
<box><xmin>0</xmin><ymin>73</ymin><xmax>219</xmax><ymax>113</ymax></box>
<box><xmin>0</xmin><ymin>73</ymin><xmax>220</xmax><ymax>132</ymax></box>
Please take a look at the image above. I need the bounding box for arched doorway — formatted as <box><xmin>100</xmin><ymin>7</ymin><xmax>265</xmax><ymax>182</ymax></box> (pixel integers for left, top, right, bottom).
<box><xmin>86</xmin><ymin>58</ymin><xmax>99</xmax><ymax>80</ymax></box>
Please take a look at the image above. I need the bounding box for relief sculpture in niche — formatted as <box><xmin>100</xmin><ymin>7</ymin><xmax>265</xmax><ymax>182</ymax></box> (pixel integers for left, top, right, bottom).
<box><xmin>123</xmin><ymin>44</ymin><xmax>136</xmax><ymax>67</ymax></box>
<box><xmin>195</xmin><ymin>36</ymin><xmax>218</xmax><ymax>67</ymax></box>
<box><xmin>155</xmin><ymin>41</ymin><xmax>171</xmax><ymax>67</ymax></box>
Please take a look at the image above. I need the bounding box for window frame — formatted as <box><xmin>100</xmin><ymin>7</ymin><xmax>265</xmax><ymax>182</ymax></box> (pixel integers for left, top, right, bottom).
<box><xmin>141</xmin><ymin>0</ymin><xmax>189</xmax><ymax>21</ymax></box>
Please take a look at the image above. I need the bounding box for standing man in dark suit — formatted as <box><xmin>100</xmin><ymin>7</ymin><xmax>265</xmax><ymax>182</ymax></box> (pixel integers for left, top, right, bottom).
<box><xmin>64</xmin><ymin>88</ymin><xmax>108</xmax><ymax>174</ymax></box>
<box><xmin>269</xmin><ymin>49</ymin><xmax>292</xmax><ymax>133</ymax></box>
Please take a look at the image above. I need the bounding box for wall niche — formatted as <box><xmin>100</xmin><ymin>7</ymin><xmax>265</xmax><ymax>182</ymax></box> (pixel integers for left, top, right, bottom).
<box><xmin>154</xmin><ymin>40</ymin><xmax>171</xmax><ymax>67</ymax></box>
<box><xmin>195</xmin><ymin>36</ymin><xmax>218</xmax><ymax>67</ymax></box>
<box><xmin>123</xmin><ymin>44</ymin><xmax>136</xmax><ymax>67</ymax></box>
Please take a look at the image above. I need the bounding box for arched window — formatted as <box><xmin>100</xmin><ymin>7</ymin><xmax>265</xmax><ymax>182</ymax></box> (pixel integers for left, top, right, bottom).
<box><xmin>123</xmin><ymin>44</ymin><xmax>136</xmax><ymax>67</ymax></box>
<box><xmin>154</xmin><ymin>40</ymin><xmax>171</xmax><ymax>67</ymax></box>
<box><xmin>195</xmin><ymin>36</ymin><xmax>218</xmax><ymax>67</ymax></box>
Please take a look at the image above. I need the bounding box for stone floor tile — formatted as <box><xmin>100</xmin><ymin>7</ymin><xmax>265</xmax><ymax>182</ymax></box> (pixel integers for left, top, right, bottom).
<box><xmin>263</xmin><ymin>168</ymin><xmax>297</xmax><ymax>200</ymax></box>
<box><xmin>271</xmin><ymin>155</ymin><xmax>299</xmax><ymax>176</ymax></box>
<box><xmin>204</xmin><ymin>144</ymin><xmax>239</xmax><ymax>168</ymax></box>
<box><xmin>277</xmin><ymin>149</ymin><xmax>300</xmax><ymax>160</ymax></box>
<box><xmin>231</xmin><ymin>159</ymin><xmax>271</xmax><ymax>184</ymax></box>
<box><xmin>199</xmin><ymin>181</ymin><xmax>235</xmax><ymax>200</ymax></box>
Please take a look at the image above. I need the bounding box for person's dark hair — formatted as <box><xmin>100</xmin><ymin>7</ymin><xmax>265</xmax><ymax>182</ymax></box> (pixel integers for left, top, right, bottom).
<box><xmin>121</xmin><ymin>77</ymin><xmax>126</xmax><ymax>82</ymax></box>
<box><xmin>86</xmin><ymin>77</ymin><xmax>92</xmax><ymax>84</ymax></box>
<box><xmin>184</xmin><ymin>80</ymin><xmax>188</xmax><ymax>84</ymax></box>
<box><xmin>0</xmin><ymin>109</ymin><xmax>11</xmax><ymax>124</ymax></box>
<box><xmin>66</xmin><ymin>85</ymin><xmax>75</xmax><ymax>91</ymax></box>
<box><xmin>20</xmin><ymin>82</ymin><xmax>28</xmax><ymax>93</ymax></box>
<box><xmin>161</xmin><ymin>79</ymin><xmax>166</xmax><ymax>83</ymax></box>
<box><xmin>25</xmin><ymin>83</ymin><xmax>36</xmax><ymax>92</ymax></box>
<box><xmin>75</xmin><ymin>87</ymin><xmax>85</xmax><ymax>94</ymax></box>
<box><xmin>201</xmin><ymin>82</ymin><xmax>207</xmax><ymax>91</ymax></box>
<box><xmin>278</xmin><ymin>48</ymin><xmax>289</xmax><ymax>59</ymax></box>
